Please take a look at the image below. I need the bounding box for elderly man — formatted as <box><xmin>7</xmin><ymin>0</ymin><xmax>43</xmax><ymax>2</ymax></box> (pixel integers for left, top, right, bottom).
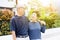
<box><xmin>10</xmin><ymin>5</ymin><xmax>29</xmax><ymax>40</ymax></box>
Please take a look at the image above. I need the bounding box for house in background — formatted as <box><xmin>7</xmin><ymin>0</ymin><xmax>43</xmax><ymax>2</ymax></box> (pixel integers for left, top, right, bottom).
<box><xmin>0</xmin><ymin>0</ymin><xmax>16</xmax><ymax>10</ymax></box>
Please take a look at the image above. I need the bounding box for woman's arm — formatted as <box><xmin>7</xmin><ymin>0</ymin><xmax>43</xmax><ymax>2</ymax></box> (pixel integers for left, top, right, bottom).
<box><xmin>38</xmin><ymin>20</ymin><xmax>46</xmax><ymax>33</ymax></box>
<box><xmin>40</xmin><ymin>21</ymin><xmax>46</xmax><ymax>25</ymax></box>
<box><xmin>12</xmin><ymin>31</ymin><xmax>16</xmax><ymax>40</ymax></box>
<box><xmin>39</xmin><ymin>20</ymin><xmax>46</xmax><ymax>25</ymax></box>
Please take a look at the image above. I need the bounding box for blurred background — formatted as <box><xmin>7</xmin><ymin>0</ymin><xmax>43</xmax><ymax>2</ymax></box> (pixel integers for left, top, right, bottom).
<box><xmin>0</xmin><ymin>0</ymin><xmax>60</xmax><ymax>36</ymax></box>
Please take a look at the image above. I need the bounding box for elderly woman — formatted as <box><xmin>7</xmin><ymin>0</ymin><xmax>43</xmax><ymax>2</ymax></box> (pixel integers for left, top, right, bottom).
<box><xmin>28</xmin><ymin>12</ymin><xmax>46</xmax><ymax>40</ymax></box>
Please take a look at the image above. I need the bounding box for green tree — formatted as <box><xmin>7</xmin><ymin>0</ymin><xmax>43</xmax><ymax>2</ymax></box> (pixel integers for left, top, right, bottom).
<box><xmin>0</xmin><ymin>9</ymin><xmax>13</xmax><ymax>36</ymax></box>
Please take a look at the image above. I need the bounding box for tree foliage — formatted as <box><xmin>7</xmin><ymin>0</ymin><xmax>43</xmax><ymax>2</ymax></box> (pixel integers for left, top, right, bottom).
<box><xmin>28</xmin><ymin>0</ymin><xmax>58</xmax><ymax>28</ymax></box>
<box><xmin>0</xmin><ymin>9</ymin><xmax>13</xmax><ymax>36</ymax></box>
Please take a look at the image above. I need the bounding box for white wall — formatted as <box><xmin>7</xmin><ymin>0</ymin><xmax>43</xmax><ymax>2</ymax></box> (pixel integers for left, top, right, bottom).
<box><xmin>0</xmin><ymin>0</ymin><xmax>16</xmax><ymax>8</ymax></box>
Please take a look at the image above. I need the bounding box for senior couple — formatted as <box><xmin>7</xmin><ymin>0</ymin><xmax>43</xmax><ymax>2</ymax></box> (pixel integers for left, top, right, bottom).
<box><xmin>10</xmin><ymin>5</ymin><xmax>46</xmax><ymax>40</ymax></box>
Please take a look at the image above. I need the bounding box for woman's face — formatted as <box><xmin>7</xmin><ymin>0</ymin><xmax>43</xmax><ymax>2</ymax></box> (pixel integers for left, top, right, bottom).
<box><xmin>30</xmin><ymin>13</ymin><xmax>37</xmax><ymax>21</ymax></box>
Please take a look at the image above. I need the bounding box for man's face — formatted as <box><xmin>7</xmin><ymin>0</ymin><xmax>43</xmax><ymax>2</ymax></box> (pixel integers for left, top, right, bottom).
<box><xmin>17</xmin><ymin>7</ymin><xmax>25</xmax><ymax>16</ymax></box>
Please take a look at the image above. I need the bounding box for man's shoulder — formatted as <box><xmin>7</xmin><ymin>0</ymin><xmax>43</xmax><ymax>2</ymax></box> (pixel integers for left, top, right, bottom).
<box><xmin>23</xmin><ymin>16</ymin><xmax>27</xmax><ymax>18</ymax></box>
<box><xmin>11</xmin><ymin>16</ymin><xmax>17</xmax><ymax>20</ymax></box>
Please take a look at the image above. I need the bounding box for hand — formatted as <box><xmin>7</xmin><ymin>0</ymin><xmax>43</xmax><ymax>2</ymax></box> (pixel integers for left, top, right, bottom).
<box><xmin>12</xmin><ymin>31</ymin><xmax>16</xmax><ymax>40</ymax></box>
<box><xmin>40</xmin><ymin>21</ymin><xmax>46</xmax><ymax>25</ymax></box>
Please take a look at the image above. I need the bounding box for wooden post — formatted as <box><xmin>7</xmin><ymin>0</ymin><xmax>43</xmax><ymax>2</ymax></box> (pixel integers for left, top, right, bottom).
<box><xmin>16</xmin><ymin>0</ymin><xmax>18</xmax><ymax>5</ymax></box>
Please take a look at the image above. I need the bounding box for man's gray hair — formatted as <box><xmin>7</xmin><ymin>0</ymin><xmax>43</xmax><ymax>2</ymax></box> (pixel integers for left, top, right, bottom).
<box><xmin>16</xmin><ymin>4</ymin><xmax>26</xmax><ymax>9</ymax></box>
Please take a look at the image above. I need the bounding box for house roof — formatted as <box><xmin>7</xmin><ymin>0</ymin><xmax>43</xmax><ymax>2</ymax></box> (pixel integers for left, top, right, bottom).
<box><xmin>0</xmin><ymin>0</ymin><xmax>15</xmax><ymax>8</ymax></box>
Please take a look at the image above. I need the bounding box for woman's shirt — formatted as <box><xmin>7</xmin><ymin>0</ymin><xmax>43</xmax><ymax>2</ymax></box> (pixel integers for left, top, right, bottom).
<box><xmin>28</xmin><ymin>22</ymin><xmax>42</xmax><ymax>39</ymax></box>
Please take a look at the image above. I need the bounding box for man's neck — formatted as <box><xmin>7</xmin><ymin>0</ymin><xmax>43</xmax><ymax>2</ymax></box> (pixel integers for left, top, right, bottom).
<box><xmin>17</xmin><ymin>12</ymin><xmax>23</xmax><ymax>16</ymax></box>
<box><xmin>17</xmin><ymin>14</ymin><xmax>22</xmax><ymax>16</ymax></box>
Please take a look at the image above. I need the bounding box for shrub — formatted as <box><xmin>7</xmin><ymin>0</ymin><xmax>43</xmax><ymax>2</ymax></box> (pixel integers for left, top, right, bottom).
<box><xmin>0</xmin><ymin>9</ymin><xmax>13</xmax><ymax>36</ymax></box>
<box><xmin>28</xmin><ymin>9</ymin><xmax>58</xmax><ymax>29</ymax></box>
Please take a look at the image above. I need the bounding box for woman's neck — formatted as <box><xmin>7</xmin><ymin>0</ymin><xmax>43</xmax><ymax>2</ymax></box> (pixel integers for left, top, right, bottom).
<box><xmin>30</xmin><ymin>20</ymin><xmax>37</xmax><ymax>22</ymax></box>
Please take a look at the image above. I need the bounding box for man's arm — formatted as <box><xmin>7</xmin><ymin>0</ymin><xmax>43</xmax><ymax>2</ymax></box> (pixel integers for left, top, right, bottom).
<box><xmin>12</xmin><ymin>31</ymin><xmax>16</xmax><ymax>40</ymax></box>
<box><xmin>10</xmin><ymin>18</ymin><xmax>16</xmax><ymax>40</ymax></box>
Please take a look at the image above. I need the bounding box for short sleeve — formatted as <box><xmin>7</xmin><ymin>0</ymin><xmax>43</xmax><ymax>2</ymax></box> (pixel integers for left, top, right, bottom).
<box><xmin>10</xmin><ymin>18</ymin><xmax>16</xmax><ymax>31</ymax></box>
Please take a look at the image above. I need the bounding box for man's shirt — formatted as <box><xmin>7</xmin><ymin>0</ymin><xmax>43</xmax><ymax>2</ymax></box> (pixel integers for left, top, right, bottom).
<box><xmin>10</xmin><ymin>15</ymin><xmax>29</xmax><ymax>37</ymax></box>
